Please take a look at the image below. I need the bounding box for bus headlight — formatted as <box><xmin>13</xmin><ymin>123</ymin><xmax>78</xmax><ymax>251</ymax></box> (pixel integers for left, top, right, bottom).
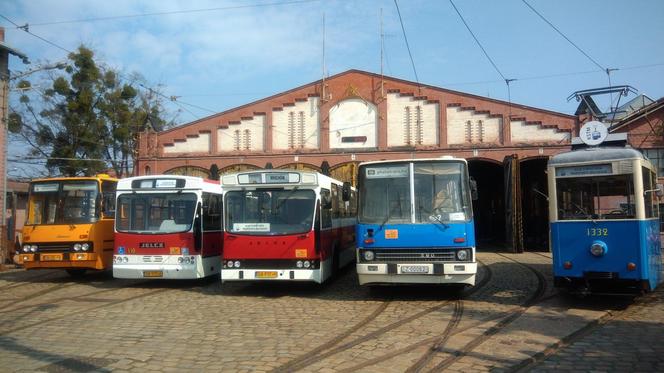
<box><xmin>123</xmin><ymin>257</ymin><xmax>129</xmax><ymax>263</ymax></box>
<box><xmin>73</xmin><ymin>244</ymin><xmax>82</xmax><ymax>251</ymax></box>
<box><xmin>296</xmin><ymin>261</ymin><xmax>303</xmax><ymax>268</ymax></box>
<box><xmin>590</xmin><ymin>241</ymin><xmax>607</xmax><ymax>257</ymax></box>
<box><xmin>81</xmin><ymin>243</ymin><xmax>90</xmax><ymax>251</ymax></box>
<box><xmin>233</xmin><ymin>261</ymin><xmax>240</xmax><ymax>268</ymax></box>
<box><xmin>456</xmin><ymin>249</ymin><xmax>469</xmax><ymax>261</ymax></box>
<box><xmin>30</xmin><ymin>245</ymin><xmax>38</xmax><ymax>253</ymax></box>
<box><xmin>178</xmin><ymin>257</ymin><xmax>184</xmax><ymax>264</ymax></box>
<box><xmin>303</xmin><ymin>261</ymin><xmax>311</xmax><ymax>268</ymax></box>
<box><xmin>363</xmin><ymin>251</ymin><xmax>375</xmax><ymax>261</ymax></box>
<box><xmin>22</xmin><ymin>244</ymin><xmax>30</xmax><ymax>252</ymax></box>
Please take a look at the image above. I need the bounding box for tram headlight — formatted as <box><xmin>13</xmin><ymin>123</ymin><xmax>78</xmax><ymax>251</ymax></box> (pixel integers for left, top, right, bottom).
<box><xmin>590</xmin><ymin>241</ymin><xmax>607</xmax><ymax>257</ymax></box>
<box><xmin>73</xmin><ymin>243</ymin><xmax>82</xmax><ymax>252</ymax></box>
<box><xmin>456</xmin><ymin>249</ymin><xmax>469</xmax><ymax>261</ymax></box>
<box><xmin>81</xmin><ymin>243</ymin><xmax>90</xmax><ymax>251</ymax></box>
<box><xmin>363</xmin><ymin>251</ymin><xmax>375</xmax><ymax>262</ymax></box>
<box><xmin>296</xmin><ymin>261</ymin><xmax>303</xmax><ymax>268</ymax></box>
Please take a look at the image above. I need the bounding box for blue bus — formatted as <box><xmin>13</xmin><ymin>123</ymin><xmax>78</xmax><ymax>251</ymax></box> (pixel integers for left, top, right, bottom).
<box><xmin>355</xmin><ymin>157</ymin><xmax>477</xmax><ymax>286</ymax></box>
<box><xmin>548</xmin><ymin>147</ymin><xmax>662</xmax><ymax>293</ymax></box>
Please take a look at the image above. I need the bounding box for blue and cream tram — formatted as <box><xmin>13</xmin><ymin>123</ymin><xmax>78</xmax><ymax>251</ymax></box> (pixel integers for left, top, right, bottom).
<box><xmin>355</xmin><ymin>157</ymin><xmax>477</xmax><ymax>286</ymax></box>
<box><xmin>548</xmin><ymin>146</ymin><xmax>662</xmax><ymax>293</ymax></box>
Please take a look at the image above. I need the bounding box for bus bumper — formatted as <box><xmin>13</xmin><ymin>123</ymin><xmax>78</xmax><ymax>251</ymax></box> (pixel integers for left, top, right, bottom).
<box><xmin>356</xmin><ymin>262</ymin><xmax>477</xmax><ymax>285</ymax></box>
<box><xmin>222</xmin><ymin>268</ymin><xmax>322</xmax><ymax>283</ymax></box>
<box><xmin>15</xmin><ymin>253</ymin><xmax>102</xmax><ymax>270</ymax></box>
<box><xmin>113</xmin><ymin>255</ymin><xmax>220</xmax><ymax>279</ymax></box>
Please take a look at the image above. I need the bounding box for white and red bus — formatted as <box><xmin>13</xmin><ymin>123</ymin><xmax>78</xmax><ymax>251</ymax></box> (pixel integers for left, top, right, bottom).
<box><xmin>113</xmin><ymin>175</ymin><xmax>223</xmax><ymax>279</ymax></box>
<box><xmin>220</xmin><ymin>170</ymin><xmax>356</xmax><ymax>284</ymax></box>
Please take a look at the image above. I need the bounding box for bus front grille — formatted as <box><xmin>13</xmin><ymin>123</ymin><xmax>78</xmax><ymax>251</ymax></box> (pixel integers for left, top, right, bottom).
<box><xmin>374</xmin><ymin>250</ymin><xmax>457</xmax><ymax>262</ymax></box>
<box><xmin>142</xmin><ymin>256</ymin><xmax>163</xmax><ymax>263</ymax></box>
<box><xmin>36</xmin><ymin>244</ymin><xmax>72</xmax><ymax>252</ymax></box>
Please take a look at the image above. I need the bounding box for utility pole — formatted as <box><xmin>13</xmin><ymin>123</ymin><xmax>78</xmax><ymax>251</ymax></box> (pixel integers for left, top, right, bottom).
<box><xmin>0</xmin><ymin>27</ymin><xmax>29</xmax><ymax>267</ymax></box>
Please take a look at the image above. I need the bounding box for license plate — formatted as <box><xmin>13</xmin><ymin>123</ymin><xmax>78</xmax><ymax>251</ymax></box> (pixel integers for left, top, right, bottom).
<box><xmin>400</xmin><ymin>265</ymin><xmax>429</xmax><ymax>274</ymax></box>
<box><xmin>255</xmin><ymin>271</ymin><xmax>278</xmax><ymax>279</ymax></box>
<box><xmin>143</xmin><ymin>271</ymin><xmax>163</xmax><ymax>278</ymax></box>
<box><xmin>41</xmin><ymin>254</ymin><xmax>63</xmax><ymax>261</ymax></box>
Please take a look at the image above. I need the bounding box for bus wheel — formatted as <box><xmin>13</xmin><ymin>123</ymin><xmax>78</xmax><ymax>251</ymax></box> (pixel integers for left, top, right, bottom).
<box><xmin>66</xmin><ymin>269</ymin><xmax>87</xmax><ymax>277</ymax></box>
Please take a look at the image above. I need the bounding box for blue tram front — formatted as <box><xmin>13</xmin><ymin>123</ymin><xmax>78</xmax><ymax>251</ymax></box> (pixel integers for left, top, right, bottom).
<box><xmin>548</xmin><ymin>147</ymin><xmax>662</xmax><ymax>293</ymax></box>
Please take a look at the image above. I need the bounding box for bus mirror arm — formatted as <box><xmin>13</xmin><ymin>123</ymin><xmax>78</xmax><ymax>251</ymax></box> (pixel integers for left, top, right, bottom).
<box><xmin>532</xmin><ymin>188</ymin><xmax>549</xmax><ymax>201</ymax></box>
<box><xmin>644</xmin><ymin>184</ymin><xmax>664</xmax><ymax>198</ymax></box>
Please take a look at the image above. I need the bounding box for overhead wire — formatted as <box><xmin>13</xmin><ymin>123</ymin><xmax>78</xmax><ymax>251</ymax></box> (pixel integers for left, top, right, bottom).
<box><xmin>448</xmin><ymin>0</ymin><xmax>516</xmax><ymax>116</ymax></box>
<box><xmin>393</xmin><ymin>0</ymin><xmax>419</xmax><ymax>87</ymax></box>
<box><xmin>20</xmin><ymin>0</ymin><xmax>321</xmax><ymax>27</ymax></box>
<box><xmin>521</xmin><ymin>0</ymin><xmax>605</xmax><ymax>72</ymax></box>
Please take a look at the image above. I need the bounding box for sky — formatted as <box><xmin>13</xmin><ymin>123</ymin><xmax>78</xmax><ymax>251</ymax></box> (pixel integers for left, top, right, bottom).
<box><xmin>2</xmin><ymin>0</ymin><xmax>664</xmax><ymax>177</ymax></box>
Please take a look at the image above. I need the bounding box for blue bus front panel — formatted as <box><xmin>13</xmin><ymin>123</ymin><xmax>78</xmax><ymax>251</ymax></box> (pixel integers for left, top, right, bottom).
<box><xmin>551</xmin><ymin>219</ymin><xmax>661</xmax><ymax>290</ymax></box>
<box><xmin>356</xmin><ymin>222</ymin><xmax>477</xmax><ymax>285</ymax></box>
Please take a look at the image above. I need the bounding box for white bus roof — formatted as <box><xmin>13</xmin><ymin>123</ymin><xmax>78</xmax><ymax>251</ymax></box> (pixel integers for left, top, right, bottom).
<box><xmin>221</xmin><ymin>170</ymin><xmax>349</xmax><ymax>189</ymax></box>
<box><xmin>117</xmin><ymin>175</ymin><xmax>221</xmax><ymax>193</ymax></box>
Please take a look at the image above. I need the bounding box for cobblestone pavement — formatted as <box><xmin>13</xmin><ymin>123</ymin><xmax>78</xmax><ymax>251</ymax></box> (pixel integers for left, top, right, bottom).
<box><xmin>0</xmin><ymin>252</ymin><xmax>655</xmax><ymax>372</ymax></box>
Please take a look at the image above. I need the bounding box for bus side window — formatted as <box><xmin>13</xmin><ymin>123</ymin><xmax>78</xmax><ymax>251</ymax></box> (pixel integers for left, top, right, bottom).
<box><xmin>321</xmin><ymin>189</ymin><xmax>332</xmax><ymax>228</ymax></box>
<box><xmin>101</xmin><ymin>181</ymin><xmax>117</xmax><ymax>218</ymax></box>
<box><xmin>203</xmin><ymin>193</ymin><xmax>222</xmax><ymax>231</ymax></box>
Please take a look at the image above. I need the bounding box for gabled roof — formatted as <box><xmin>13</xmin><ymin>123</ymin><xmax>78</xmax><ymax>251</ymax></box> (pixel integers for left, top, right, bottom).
<box><xmin>609</xmin><ymin>96</ymin><xmax>664</xmax><ymax>132</ymax></box>
<box><xmin>159</xmin><ymin>69</ymin><xmax>575</xmax><ymax>135</ymax></box>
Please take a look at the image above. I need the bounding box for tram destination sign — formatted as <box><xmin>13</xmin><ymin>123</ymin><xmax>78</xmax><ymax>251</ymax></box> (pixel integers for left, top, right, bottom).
<box><xmin>555</xmin><ymin>164</ymin><xmax>612</xmax><ymax>177</ymax></box>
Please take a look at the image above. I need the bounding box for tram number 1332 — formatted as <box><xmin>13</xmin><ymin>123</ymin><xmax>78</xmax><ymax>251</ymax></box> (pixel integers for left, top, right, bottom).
<box><xmin>587</xmin><ymin>228</ymin><xmax>608</xmax><ymax>237</ymax></box>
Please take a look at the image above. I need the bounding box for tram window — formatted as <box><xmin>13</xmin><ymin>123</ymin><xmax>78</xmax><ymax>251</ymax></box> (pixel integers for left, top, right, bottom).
<box><xmin>643</xmin><ymin>167</ymin><xmax>656</xmax><ymax>219</ymax></box>
<box><xmin>556</xmin><ymin>175</ymin><xmax>635</xmax><ymax>220</ymax></box>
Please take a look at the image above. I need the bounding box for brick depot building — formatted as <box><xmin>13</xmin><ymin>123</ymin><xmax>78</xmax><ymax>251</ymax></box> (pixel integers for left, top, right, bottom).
<box><xmin>136</xmin><ymin>70</ymin><xmax>664</xmax><ymax>251</ymax></box>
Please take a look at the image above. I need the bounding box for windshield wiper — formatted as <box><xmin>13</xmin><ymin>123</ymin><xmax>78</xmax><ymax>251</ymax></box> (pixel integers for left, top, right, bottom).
<box><xmin>419</xmin><ymin>205</ymin><xmax>450</xmax><ymax>230</ymax></box>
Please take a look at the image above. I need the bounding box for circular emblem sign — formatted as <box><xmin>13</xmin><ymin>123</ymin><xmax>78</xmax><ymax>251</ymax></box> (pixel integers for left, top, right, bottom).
<box><xmin>579</xmin><ymin>121</ymin><xmax>608</xmax><ymax>146</ymax></box>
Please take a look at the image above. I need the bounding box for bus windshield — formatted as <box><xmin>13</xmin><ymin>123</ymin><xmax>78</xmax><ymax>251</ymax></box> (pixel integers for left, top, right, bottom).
<box><xmin>359</xmin><ymin>162</ymin><xmax>471</xmax><ymax>224</ymax></box>
<box><xmin>116</xmin><ymin>193</ymin><xmax>198</xmax><ymax>234</ymax></box>
<box><xmin>225</xmin><ymin>189</ymin><xmax>316</xmax><ymax>235</ymax></box>
<box><xmin>556</xmin><ymin>174</ymin><xmax>635</xmax><ymax>220</ymax></box>
<box><xmin>27</xmin><ymin>181</ymin><xmax>99</xmax><ymax>225</ymax></box>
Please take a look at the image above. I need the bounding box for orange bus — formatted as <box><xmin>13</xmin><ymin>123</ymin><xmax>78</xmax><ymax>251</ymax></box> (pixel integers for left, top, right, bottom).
<box><xmin>15</xmin><ymin>174</ymin><xmax>118</xmax><ymax>276</ymax></box>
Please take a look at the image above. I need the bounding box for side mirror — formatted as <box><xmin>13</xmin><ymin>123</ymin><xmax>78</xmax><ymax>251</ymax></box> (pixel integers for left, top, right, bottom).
<box><xmin>322</xmin><ymin>194</ymin><xmax>332</xmax><ymax>210</ymax></box>
<box><xmin>342</xmin><ymin>182</ymin><xmax>351</xmax><ymax>202</ymax></box>
<box><xmin>193</xmin><ymin>204</ymin><xmax>202</xmax><ymax>250</ymax></box>
<box><xmin>469</xmin><ymin>178</ymin><xmax>478</xmax><ymax>201</ymax></box>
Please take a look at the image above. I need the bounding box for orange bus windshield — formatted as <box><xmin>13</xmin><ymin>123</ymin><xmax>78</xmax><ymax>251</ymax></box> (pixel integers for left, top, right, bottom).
<box><xmin>27</xmin><ymin>180</ymin><xmax>100</xmax><ymax>225</ymax></box>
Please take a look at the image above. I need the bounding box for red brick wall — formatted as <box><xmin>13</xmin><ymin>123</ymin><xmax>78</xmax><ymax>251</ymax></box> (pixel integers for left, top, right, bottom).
<box><xmin>137</xmin><ymin>70</ymin><xmax>579</xmax><ymax>174</ymax></box>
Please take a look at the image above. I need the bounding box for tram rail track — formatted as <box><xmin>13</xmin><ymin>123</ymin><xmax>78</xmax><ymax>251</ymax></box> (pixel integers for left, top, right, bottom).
<box><xmin>424</xmin><ymin>253</ymin><xmax>548</xmax><ymax>372</ymax></box>
<box><xmin>272</xmin><ymin>260</ymin><xmax>493</xmax><ymax>373</ymax></box>
<box><xmin>0</xmin><ymin>286</ymin><xmax>170</xmax><ymax>336</ymax></box>
<box><xmin>336</xmin><ymin>253</ymin><xmax>549</xmax><ymax>372</ymax></box>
